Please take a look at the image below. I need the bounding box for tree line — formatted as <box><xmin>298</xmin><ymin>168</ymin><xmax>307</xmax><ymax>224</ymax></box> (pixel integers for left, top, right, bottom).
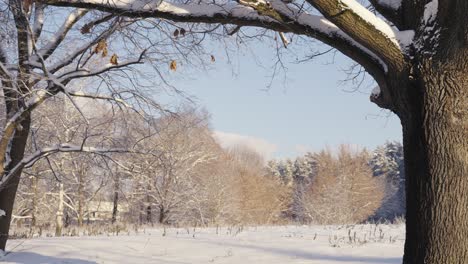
<box><xmin>10</xmin><ymin>96</ymin><xmax>405</xmax><ymax>236</ymax></box>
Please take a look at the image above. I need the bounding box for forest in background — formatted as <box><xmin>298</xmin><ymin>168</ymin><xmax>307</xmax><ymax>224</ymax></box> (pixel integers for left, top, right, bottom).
<box><xmin>9</xmin><ymin>94</ymin><xmax>405</xmax><ymax>238</ymax></box>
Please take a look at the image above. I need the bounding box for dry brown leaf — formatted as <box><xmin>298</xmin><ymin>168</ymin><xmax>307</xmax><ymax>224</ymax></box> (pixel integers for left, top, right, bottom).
<box><xmin>110</xmin><ymin>54</ymin><xmax>118</xmax><ymax>65</ymax></box>
<box><xmin>173</xmin><ymin>29</ymin><xmax>179</xmax><ymax>38</ymax></box>
<box><xmin>170</xmin><ymin>60</ymin><xmax>177</xmax><ymax>71</ymax></box>
<box><xmin>102</xmin><ymin>47</ymin><xmax>108</xmax><ymax>57</ymax></box>
<box><xmin>180</xmin><ymin>28</ymin><xmax>186</xmax><ymax>36</ymax></box>
<box><xmin>210</xmin><ymin>55</ymin><xmax>215</xmax><ymax>63</ymax></box>
<box><xmin>94</xmin><ymin>39</ymin><xmax>107</xmax><ymax>54</ymax></box>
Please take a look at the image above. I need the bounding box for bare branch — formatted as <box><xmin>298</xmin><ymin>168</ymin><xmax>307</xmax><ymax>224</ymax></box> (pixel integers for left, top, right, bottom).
<box><xmin>58</xmin><ymin>50</ymin><xmax>146</xmax><ymax>81</ymax></box>
<box><xmin>32</xmin><ymin>8</ymin><xmax>89</xmax><ymax>61</ymax></box>
<box><xmin>45</xmin><ymin>0</ymin><xmax>390</xmax><ymax>99</ymax></box>
<box><xmin>0</xmin><ymin>143</ymin><xmax>131</xmax><ymax>190</ymax></box>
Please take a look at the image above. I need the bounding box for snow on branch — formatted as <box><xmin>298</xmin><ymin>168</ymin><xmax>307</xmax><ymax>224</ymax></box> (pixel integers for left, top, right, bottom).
<box><xmin>0</xmin><ymin>89</ymin><xmax>55</xmax><ymax>177</ymax></box>
<box><xmin>338</xmin><ymin>0</ymin><xmax>400</xmax><ymax>45</ymax></box>
<box><xmin>46</xmin><ymin>0</ymin><xmax>391</xmax><ymax>78</ymax></box>
<box><xmin>307</xmin><ymin>0</ymin><xmax>410</xmax><ymax>70</ymax></box>
<box><xmin>423</xmin><ymin>0</ymin><xmax>438</xmax><ymax>25</ymax></box>
<box><xmin>32</xmin><ymin>8</ymin><xmax>88</xmax><ymax>62</ymax></box>
<box><xmin>46</xmin><ymin>0</ymin><xmax>269</xmax><ymax>22</ymax></box>
<box><xmin>32</xmin><ymin>3</ymin><xmax>46</xmax><ymax>39</ymax></box>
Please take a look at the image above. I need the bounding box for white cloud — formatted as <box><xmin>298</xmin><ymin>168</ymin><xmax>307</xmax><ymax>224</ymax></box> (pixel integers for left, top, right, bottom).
<box><xmin>294</xmin><ymin>144</ymin><xmax>311</xmax><ymax>155</ymax></box>
<box><xmin>213</xmin><ymin>131</ymin><xmax>278</xmax><ymax>160</ymax></box>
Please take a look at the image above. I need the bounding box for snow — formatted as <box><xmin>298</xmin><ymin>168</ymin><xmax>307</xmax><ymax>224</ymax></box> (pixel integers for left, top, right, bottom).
<box><xmin>376</xmin><ymin>0</ymin><xmax>401</xmax><ymax>9</ymax></box>
<box><xmin>295</xmin><ymin>12</ymin><xmax>388</xmax><ymax>71</ymax></box>
<box><xmin>53</xmin><ymin>0</ymin><xmax>414</xmax><ymax>62</ymax></box>
<box><xmin>414</xmin><ymin>0</ymin><xmax>439</xmax><ymax>53</ymax></box>
<box><xmin>0</xmin><ymin>209</ymin><xmax>5</xmax><ymax>217</ymax></box>
<box><xmin>371</xmin><ymin>86</ymin><xmax>381</xmax><ymax>96</ymax></box>
<box><xmin>336</xmin><ymin>0</ymin><xmax>413</xmax><ymax>51</ymax></box>
<box><xmin>36</xmin><ymin>9</ymin><xmax>88</xmax><ymax>59</ymax></box>
<box><xmin>395</xmin><ymin>30</ymin><xmax>414</xmax><ymax>51</ymax></box>
<box><xmin>27</xmin><ymin>89</ymin><xmax>49</xmax><ymax>106</ymax></box>
<box><xmin>3</xmin><ymin>225</ymin><xmax>404</xmax><ymax>263</ymax></box>
<box><xmin>423</xmin><ymin>0</ymin><xmax>438</xmax><ymax>24</ymax></box>
<box><xmin>76</xmin><ymin>0</ymin><xmax>251</xmax><ymax>19</ymax></box>
<box><xmin>339</xmin><ymin>0</ymin><xmax>398</xmax><ymax>45</ymax></box>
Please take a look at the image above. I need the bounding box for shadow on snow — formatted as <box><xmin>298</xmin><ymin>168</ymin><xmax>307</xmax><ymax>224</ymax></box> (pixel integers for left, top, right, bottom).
<box><xmin>3</xmin><ymin>251</ymin><xmax>97</xmax><ymax>264</ymax></box>
<box><xmin>199</xmin><ymin>239</ymin><xmax>401</xmax><ymax>263</ymax></box>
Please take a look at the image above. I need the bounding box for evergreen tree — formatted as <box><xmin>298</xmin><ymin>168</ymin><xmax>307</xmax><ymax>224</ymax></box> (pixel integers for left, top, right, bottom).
<box><xmin>369</xmin><ymin>141</ymin><xmax>405</xmax><ymax>221</ymax></box>
<box><xmin>266</xmin><ymin>160</ymin><xmax>282</xmax><ymax>180</ymax></box>
<box><xmin>290</xmin><ymin>153</ymin><xmax>317</xmax><ymax>222</ymax></box>
<box><xmin>278</xmin><ymin>159</ymin><xmax>295</xmax><ymax>186</ymax></box>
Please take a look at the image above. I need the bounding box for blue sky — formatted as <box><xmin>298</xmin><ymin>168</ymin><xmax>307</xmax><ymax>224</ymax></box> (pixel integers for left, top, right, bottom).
<box><xmin>169</xmin><ymin>40</ymin><xmax>402</xmax><ymax>159</ymax></box>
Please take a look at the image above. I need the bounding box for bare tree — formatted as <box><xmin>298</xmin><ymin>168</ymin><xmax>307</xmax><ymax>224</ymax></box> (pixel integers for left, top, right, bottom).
<box><xmin>128</xmin><ymin>109</ymin><xmax>218</xmax><ymax>225</ymax></box>
<box><xmin>301</xmin><ymin>146</ymin><xmax>384</xmax><ymax>224</ymax></box>
<box><xmin>0</xmin><ymin>0</ymin><xmax>216</xmax><ymax>248</ymax></box>
<box><xmin>227</xmin><ymin>146</ymin><xmax>290</xmax><ymax>225</ymax></box>
<box><xmin>12</xmin><ymin>96</ymin><xmax>128</xmax><ymax>233</ymax></box>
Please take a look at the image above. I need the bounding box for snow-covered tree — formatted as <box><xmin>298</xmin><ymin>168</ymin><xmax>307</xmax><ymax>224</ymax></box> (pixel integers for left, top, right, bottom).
<box><xmin>290</xmin><ymin>153</ymin><xmax>317</xmax><ymax>221</ymax></box>
<box><xmin>129</xmin><ymin>110</ymin><xmax>218</xmax><ymax>224</ymax></box>
<box><xmin>293</xmin><ymin>153</ymin><xmax>317</xmax><ymax>183</ymax></box>
<box><xmin>266</xmin><ymin>160</ymin><xmax>281</xmax><ymax>179</ymax></box>
<box><xmin>279</xmin><ymin>159</ymin><xmax>295</xmax><ymax>186</ymax></box>
<box><xmin>0</xmin><ymin>0</ymin><xmax>211</xmax><ymax>249</ymax></box>
<box><xmin>369</xmin><ymin>141</ymin><xmax>405</xmax><ymax>221</ymax></box>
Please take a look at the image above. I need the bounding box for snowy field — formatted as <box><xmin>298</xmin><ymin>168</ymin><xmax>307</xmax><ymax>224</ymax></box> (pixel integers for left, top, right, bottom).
<box><xmin>2</xmin><ymin>224</ymin><xmax>404</xmax><ymax>264</ymax></box>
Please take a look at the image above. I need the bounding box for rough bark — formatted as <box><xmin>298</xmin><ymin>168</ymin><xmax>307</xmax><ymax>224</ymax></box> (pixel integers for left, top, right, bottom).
<box><xmin>0</xmin><ymin>116</ymin><xmax>31</xmax><ymax>250</ymax></box>
<box><xmin>401</xmin><ymin>54</ymin><xmax>468</xmax><ymax>263</ymax></box>
<box><xmin>0</xmin><ymin>0</ymin><xmax>33</xmax><ymax>249</ymax></box>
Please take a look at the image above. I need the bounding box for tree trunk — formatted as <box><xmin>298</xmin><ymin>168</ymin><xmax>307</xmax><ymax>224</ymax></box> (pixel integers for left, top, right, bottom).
<box><xmin>111</xmin><ymin>192</ymin><xmax>119</xmax><ymax>224</ymax></box>
<box><xmin>31</xmin><ymin>176</ymin><xmax>38</xmax><ymax>227</ymax></box>
<box><xmin>111</xmin><ymin>173</ymin><xmax>119</xmax><ymax>224</ymax></box>
<box><xmin>55</xmin><ymin>183</ymin><xmax>64</xmax><ymax>237</ymax></box>
<box><xmin>158</xmin><ymin>206</ymin><xmax>165</xmax><ymax>224</ymax></box>
<box><xmin>402</xmin><ymin>60</ymin><xmax>468</xmax><ymax>263</ymax></box>
<box><xmin>0</xmin><ymin>117</ymin><xmax>31</xmax><ymax>250</ymax></box>
<box><xmin>146</xmin><ymin>205</ymin><xmax>152</xmax><ymax>224</ymax></box>
<box><xmin>77</xmin><ymin>172</ymin><xmax>84</xmax><ymax>227</ymax></box>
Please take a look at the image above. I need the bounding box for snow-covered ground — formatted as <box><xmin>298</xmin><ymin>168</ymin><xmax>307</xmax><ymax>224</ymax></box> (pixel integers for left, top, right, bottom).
<box><xmin>2</xmin><ymin>224</ymin><xmax>404</xmax><ymax>264</ymax></box>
